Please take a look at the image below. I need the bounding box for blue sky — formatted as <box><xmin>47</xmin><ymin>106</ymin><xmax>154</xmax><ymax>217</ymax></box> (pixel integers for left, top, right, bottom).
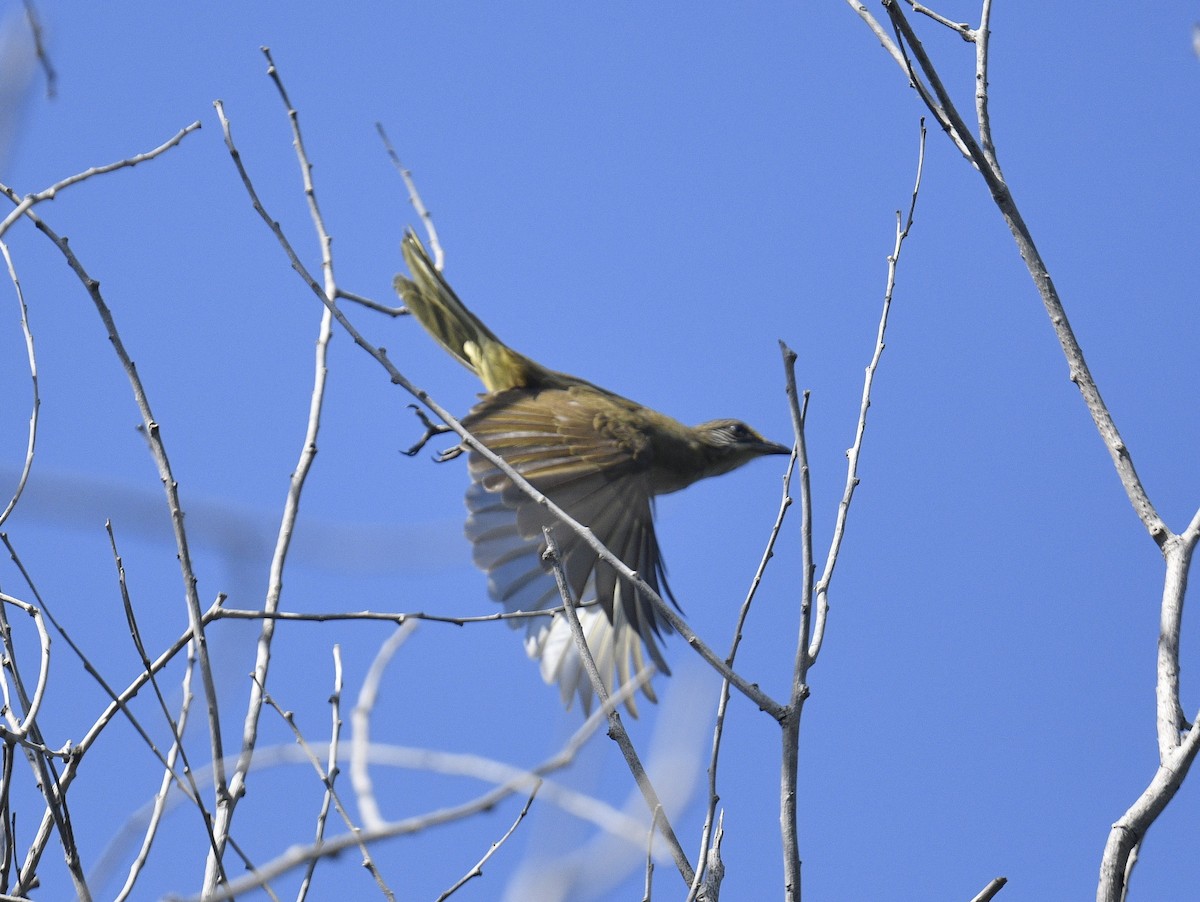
<box><xmin>1</xmin><ymin>2</ymin><xmax>1198</xmax><ymax>899</ymax></box>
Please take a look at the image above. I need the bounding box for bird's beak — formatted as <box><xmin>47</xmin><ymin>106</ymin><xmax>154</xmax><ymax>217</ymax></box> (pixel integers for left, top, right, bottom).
<box><xmin>761</xmin><ymin>439</ymin><xmax>793</xmax><ymax>456</ymax></box>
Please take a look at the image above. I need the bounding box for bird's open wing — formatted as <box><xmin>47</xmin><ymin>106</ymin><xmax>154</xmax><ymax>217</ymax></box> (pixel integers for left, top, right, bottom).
<box><xmin>462</xmin><ymin>386</ymin><xmax>675</xmax><ymax>715</ymax></box>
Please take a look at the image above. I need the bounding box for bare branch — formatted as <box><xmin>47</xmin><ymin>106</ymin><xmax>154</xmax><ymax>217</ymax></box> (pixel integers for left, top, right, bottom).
<box><xmin>0</xmin><ymin>196</ymin><xmax>231</xmax><ymax>892</ymax></box>
<box><xmin>106</xmin><ymin>522</ymin><xmax>219</xmax><ymax>858</ymax></box>
<box><xmin>211</xmin><ymin>604</ymin><xmax>568</xmax><ymax>626</ymax></box>
<box><xmin>973</xmin><ymin>0</ymin><xmax>1000</xmax><ymax>173</ymax></box>
<box><xmin>206</xmin><ymin>46</ymin><xmax>339</xmax><ymax>891</ymax></box>
<box><xmin>335</xmin><ymin>288</ymin><xmax>405</xmax><ymax>317</ymax></box>
<box><xmin>777</xmin><ymin>345</ymin><xmax>811</xmax><ymax>901</ymax></box>
<box><xmin>845</xmin><ymin>5</ymin><xmax>1185</xmax><ymax>897</ymax></box>
<box><xmin>542</xmin><ymin>528</ymin><xmax>695</xmax><ymax>887</ymax></box>
<box><xmin>878</xmin><ymin>0</ymin><xmax>1167</xmax><ymax>541</ymax></box>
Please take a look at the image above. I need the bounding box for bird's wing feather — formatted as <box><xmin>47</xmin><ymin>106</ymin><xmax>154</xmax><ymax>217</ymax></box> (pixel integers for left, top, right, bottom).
<box><xmin>461</xmin><ymin>387</ymin><xmax>674</xmax><ymax>714</ymax></box>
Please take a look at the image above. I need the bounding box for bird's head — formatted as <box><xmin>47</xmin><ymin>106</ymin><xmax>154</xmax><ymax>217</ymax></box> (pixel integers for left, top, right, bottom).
<box><xmin>692</xmin><ymin>418</ymin><xmax>792</xmax><ymax>479</ymax></box>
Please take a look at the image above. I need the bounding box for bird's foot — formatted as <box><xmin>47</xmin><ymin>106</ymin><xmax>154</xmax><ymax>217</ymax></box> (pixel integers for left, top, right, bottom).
<box><xmin>402</xmin><ymin>404</ymin><xmax>458</xmax><ymax>458</ymax></box>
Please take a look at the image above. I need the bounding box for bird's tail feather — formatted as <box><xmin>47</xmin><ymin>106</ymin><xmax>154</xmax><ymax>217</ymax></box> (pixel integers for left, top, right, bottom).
<box><xmin>395</xmin><ymin>231</ymin><xmax>532</xmax><ymax>392</ymax></box>
<box><xmin>528</xmin><ymin>602</ymin><xmax>663</xmax><ymax>718</ymax></box>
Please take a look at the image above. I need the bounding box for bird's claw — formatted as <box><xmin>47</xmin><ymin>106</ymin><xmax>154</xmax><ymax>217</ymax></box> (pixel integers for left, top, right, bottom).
<box><xmin>402</xmin><ymin>404</ymin><xmax>457</xmax><ymax>458</ymax></box>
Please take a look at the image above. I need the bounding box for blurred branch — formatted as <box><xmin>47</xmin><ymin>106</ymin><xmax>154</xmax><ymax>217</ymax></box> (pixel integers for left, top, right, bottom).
<box><xmin>20</xmin><ymin>1</ymin><xmax>54</xmax><ymax>99</ymax></box>
<box><xmin>0</xmin><ymin>242</ymin><xmax>37</xmax><ymax>530</ymax></box>
<box><xmin>172</xmin><ymin>687</ymin><xmax>652</xmax><ymax>902</ymax></box>
<box><xmin>351</xmin><ymin>623</ymin><xmax>418</xmax><ymax>832</ymax></box>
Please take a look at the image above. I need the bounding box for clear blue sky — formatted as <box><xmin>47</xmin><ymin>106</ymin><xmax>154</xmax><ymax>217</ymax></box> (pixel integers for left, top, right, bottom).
<box><xmin>1</xmin><ymin>2</ymin><xmax>1198</xmax><ymax>899</ymax></box>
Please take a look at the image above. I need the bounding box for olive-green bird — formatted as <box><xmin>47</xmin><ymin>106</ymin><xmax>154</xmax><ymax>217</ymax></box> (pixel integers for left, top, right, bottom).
<box><xmin>395</xmin><ymin>232</ymin><xmax>789</xmax><ymax>716</ymax></box>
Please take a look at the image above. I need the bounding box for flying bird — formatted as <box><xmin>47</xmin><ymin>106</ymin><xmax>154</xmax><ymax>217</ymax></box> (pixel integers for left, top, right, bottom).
<box><xmin>395</xmin><ymin>232</ymin><xmax>789</xmax><ymax>715</ymax></box>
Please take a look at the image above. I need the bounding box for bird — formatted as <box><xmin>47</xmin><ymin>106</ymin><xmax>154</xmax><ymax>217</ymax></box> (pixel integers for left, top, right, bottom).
<box><xmin>395</xmin><ymin>231</ymin><xmax>790</xmax><ymax>716</ymax></box>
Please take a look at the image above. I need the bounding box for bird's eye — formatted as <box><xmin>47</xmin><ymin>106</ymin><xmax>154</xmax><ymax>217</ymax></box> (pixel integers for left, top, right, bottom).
<box><xmin>728</xmin><ymin>423</ymin><xmax>750</xmax><ymax>440</ymax></box>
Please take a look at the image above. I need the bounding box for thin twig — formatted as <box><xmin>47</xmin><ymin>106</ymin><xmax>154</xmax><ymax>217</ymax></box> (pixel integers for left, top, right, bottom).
<box><xmin>335</xmin><ymin>288</ymin><xmax>405</xmax><ymax>317</ymax></box>
<box><xmin>261</xmin><ymin>681</ymin><xmax>394</xmax><ymax>900</ymax></box>
<box><xmin>211</xmin><ymin>603</ymin><xmax>567</xmax><ymax>626</ymax></box>
<box><xmin>112</xmin><ymin>653</ymin><xmax>197</xmax><ymax>901</ymax></box>
<box><xmin>0</xmin><ymin>123</ymin><xmax>201</xmax><ymax>240</ymax></box>
<box><xmin>0</xmin><ymin>577</ymin><xmax>51</xmax><ymax>740</ymax></box>
<box><xmin>0</xmin><ymin>194</ymin><xmax>229</xmax><ymax>892</ymax></box>
<box><xmin>1</xmin><ymin>536</ymin><xmax>169</xmax><ymax>763</ymax></box>
<box><xmin>643</xmin><ymin>805</ymin><xmax>661</xmax><ymax>902</ymax></box>
<box><xmin>376</xmin><ymin>123</ymin><xmax>444</xmax><ymax>268</ymax></box>
<box><xmin>434</xmin><ymin>783</ymin><xmax>540</xmax><ymax>902</ymax></box>
<box><xmin>811</xmin><ymin>118</ymin><xmax>926</xmax><ymax>663</ymax></box>
<box><xmin>296</xmin><ymin>646</ymin><xmax>344</xmax><ymax>902</ymax></box>
<box><xmin>106</xmin><ymin>522</ymin><xmax>219</xmax><ymax>861</ymax></box>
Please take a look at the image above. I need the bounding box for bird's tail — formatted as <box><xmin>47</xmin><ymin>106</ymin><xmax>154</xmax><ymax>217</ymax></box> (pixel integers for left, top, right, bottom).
<box><xmin>528</xmin><ymin>599</ymin><xmax>664</xmax><ymax>718</ymax></box>
<box><xmin>394</xmin><ymin>231</ymin><xmax>534</xmax><ymax>392</ymax></box>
